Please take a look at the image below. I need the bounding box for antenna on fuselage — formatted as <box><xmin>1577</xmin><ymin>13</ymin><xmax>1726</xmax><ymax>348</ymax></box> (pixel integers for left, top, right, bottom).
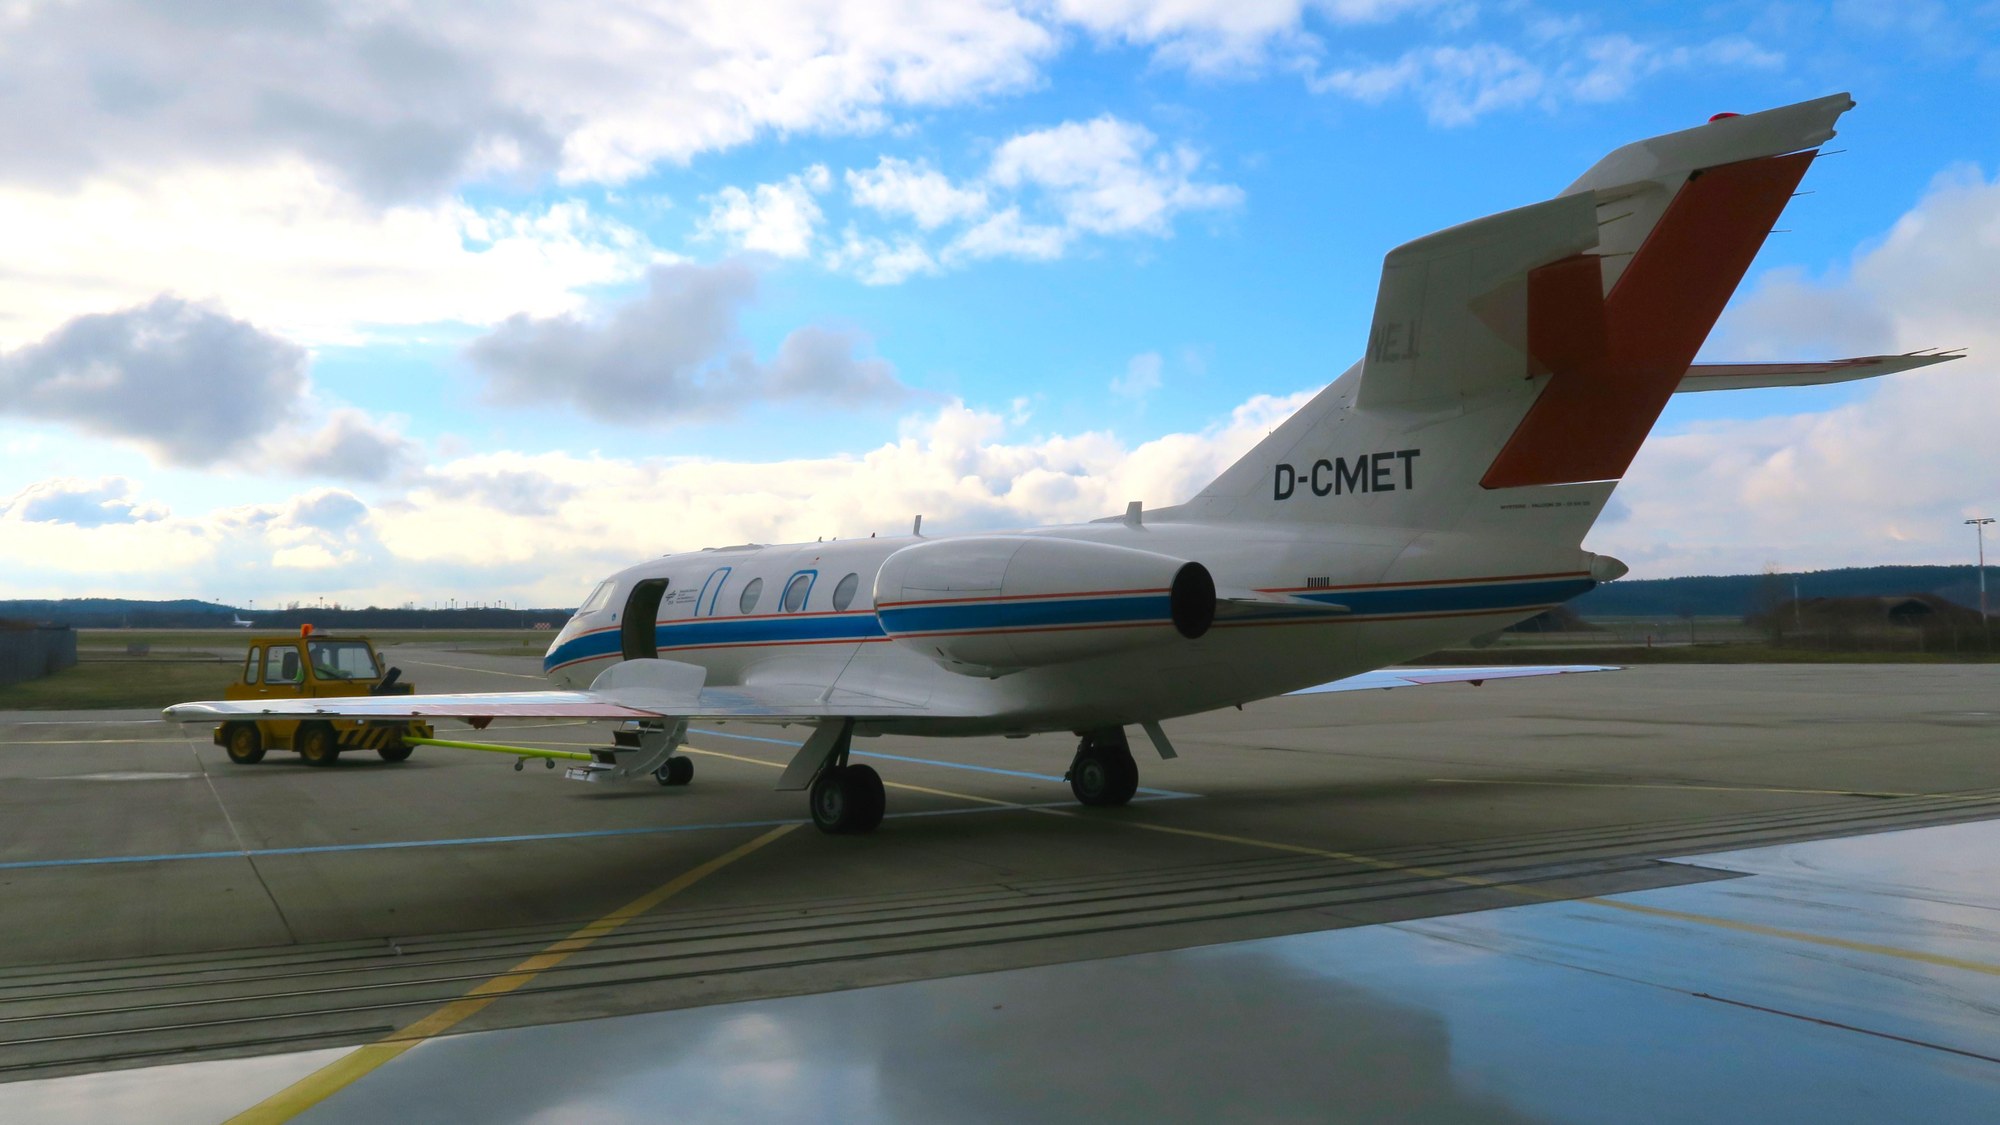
<box><xmin>912</xmin><ymin>515</ymin><xmax>923</xmax><ymax>536</ymax></box>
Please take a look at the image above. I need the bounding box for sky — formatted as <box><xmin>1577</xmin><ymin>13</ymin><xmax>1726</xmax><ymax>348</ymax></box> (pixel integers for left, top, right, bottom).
<box><xmin>2</xmin><ymin>0</ymin><xmax>1997</xmax><ymax>609</ymax></box>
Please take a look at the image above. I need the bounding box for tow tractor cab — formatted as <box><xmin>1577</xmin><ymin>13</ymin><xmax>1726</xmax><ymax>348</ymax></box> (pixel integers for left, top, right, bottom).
<box><xmin>213</xmin><ymin>627</ymin><xmax>433</xmax><ymax>766</ymax></box>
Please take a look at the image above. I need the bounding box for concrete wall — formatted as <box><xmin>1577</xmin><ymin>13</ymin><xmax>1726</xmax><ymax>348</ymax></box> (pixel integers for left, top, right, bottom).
<box><xmin>0</xmin><ymin>627</ymin><xmax>78</xmax><ymax>687</ymax></box>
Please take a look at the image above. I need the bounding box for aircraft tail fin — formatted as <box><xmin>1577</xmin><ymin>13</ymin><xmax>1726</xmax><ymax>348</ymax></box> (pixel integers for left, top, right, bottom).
<box><xmin>1175</xmin><ymin>94</ymin><xmax>1855</xmax><ymax>542</ymax></box>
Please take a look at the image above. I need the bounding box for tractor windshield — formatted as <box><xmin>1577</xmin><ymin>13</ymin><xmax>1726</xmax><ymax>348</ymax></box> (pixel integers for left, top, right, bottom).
<box><xmin>307</xmin><ymin>641</ymin><xmax>379</xmax><ymax>681</ymax></box>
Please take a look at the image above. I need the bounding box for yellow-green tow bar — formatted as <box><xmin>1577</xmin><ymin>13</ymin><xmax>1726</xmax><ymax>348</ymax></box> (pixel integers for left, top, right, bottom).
<box><xmin>403</xmin><ymin>736</ymin><xmax>594</xmax><ymax>771</ymax></box>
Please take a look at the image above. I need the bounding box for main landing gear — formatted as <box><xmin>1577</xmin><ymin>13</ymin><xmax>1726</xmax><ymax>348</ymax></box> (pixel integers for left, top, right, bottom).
<box><xmin>1067</xmin><ymin>728</ymin><xmax>1139</xmax><ymax>807</ymax></box>
<box><xmin>780</xmin><ymin>719</ymin><xmax>887</xmax><ymax>835</ymax></box>
<box><xmin>810</xmin><ymin>763</ymin><xmax>886</xmax><ymax>835</ymax></box>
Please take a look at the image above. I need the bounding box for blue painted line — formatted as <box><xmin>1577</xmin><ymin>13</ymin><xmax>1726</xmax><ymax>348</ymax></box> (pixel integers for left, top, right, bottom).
<box><xmin>0</xmin><ymin>795</ymin><xmax>1191</xmax><ymax>871</ymax></box>
<box><xmin>689</xmin><ymin>727</ymin><xmax>1197</xmax><ymax>798</ymax></box>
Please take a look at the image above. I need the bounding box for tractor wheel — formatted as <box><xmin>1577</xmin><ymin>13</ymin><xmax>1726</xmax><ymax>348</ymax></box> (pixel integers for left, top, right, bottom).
<box><xmin>297</xmin><ymin>724</ymin><xmax>341</xmax><ymax>767</ymax></box>
<box><xmin>223</xmin><ymin>724</ymin><xmax>265</xmax><ymax>765</ymax></box>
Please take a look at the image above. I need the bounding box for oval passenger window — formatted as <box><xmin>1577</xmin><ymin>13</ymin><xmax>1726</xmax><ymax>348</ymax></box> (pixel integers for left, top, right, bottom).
<box><xmin>739</xmin><ymin>577</ymin><xmax>764</xmax><ymax>614</ymax></box>
<box><xmin>831</xmin><ymin>572</ymin><xmax>860</xmax><ymax>611</ymax></box>
<box><xmin>783</xmin><ymin>573</ymin><xmax>812</xmax><ymax>612</ymax></box>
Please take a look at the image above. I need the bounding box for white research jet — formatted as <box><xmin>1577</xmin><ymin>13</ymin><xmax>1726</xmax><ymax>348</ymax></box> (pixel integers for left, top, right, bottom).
<box><xmin>167</xmin><ymin>94</ymin><xmax>1960</xmax><ymax>834</ymax></box>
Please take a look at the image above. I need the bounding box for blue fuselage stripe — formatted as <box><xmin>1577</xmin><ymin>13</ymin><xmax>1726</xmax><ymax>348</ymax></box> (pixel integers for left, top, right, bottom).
<box><xmin>543</xmin><ymin>577</ymin><xmax>1595</xmax><ymax>672</ymax></box>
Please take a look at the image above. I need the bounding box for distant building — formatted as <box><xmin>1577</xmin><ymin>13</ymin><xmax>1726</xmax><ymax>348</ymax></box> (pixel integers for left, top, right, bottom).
<box><xmin>0</xmin><ymin>621</ymin><xmax>78</xmax><ymax>688</ymax></box>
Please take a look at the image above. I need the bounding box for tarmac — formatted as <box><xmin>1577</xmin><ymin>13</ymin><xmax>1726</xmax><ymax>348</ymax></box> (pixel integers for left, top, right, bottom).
<box><xmin>1</xmin><ymin>653</ymin><xmax>1996</xmax><ymax>1121</ymax></box>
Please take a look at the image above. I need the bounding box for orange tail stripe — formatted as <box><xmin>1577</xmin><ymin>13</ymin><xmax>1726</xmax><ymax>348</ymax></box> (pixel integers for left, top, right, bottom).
<box><xmin>1482</xmin><ymin>150</ymin><xmax>1816</xmax><ymax>489</ymax></box>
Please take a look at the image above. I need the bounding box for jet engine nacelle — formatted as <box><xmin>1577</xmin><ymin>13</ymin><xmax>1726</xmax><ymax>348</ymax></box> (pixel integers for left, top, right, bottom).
<box><xmin>873</xmin><ymin>535</ymin><xmax>1216</xmax><ymax>676</ymax></box>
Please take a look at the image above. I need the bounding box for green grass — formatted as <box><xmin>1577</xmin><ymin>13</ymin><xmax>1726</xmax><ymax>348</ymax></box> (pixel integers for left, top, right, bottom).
<box><xmin>0</xmin><ymin>659</ymin><xmax>239</xmax><ymax>710</ymax></box>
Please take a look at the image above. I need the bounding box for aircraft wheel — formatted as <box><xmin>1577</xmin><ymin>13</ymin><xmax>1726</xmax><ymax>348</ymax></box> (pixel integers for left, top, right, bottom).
<box><xmin>223</xmin><ymin>724</ymin><xmax>265</xmax><ymax>765</ymax></box>
<box><xmin>378</xmin><ymin>743</ymin><xmax>414</xmax><ymax>763</ymax></box>
<box><xmin>653</xmin><ymin>756</ymin><xmax>694</xmax><ymax>787</ymax></box>
<box><xmin>297</xmin><ymin>724</ymin><xmax>341</xmax><ymax>767</ymax></box>
<box><xmin>1068</xmin><ymin>740</ymin><xmax>1138</xmax><ymax>807</ymax></box>
<box><xmin>810</xmin><ymin>764</ymin><xmax>885</xmax><ymax>834</ymax></box>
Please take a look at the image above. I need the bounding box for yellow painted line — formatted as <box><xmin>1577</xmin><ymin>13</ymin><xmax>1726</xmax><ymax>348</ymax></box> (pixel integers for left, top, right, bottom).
<box><xmin>677</xmin><ymin>745</ymin><xmax>1035</xmax><ymax>809</ymax></box>
<box><xmin>404</xmin><ymin>736</ymin><xmax>593</xmax><ymax>762</ymax></box>
<box><xmin>1582</xmin><ymin>897</ymin><xmax>2000</xmax><ymax>976</ymax></box>
<box><xmin>594</xmin><ymin>743</ymin><xmax>2000</xmax><ymax>980</ymax></box>
<box><xmin>1428</xmin><ymin>778</ymin><xmax>1943</xmax><ymax>800</ymax></box>
<box><xmin>225</xmin><ymin>822</ymin><xmax>798</xmax><ymax>1124</ymax></box>
<box><xmin>1092</xmin><ymin>809</ymin><xmax>2000</xmax><ymax>977</ymax></box>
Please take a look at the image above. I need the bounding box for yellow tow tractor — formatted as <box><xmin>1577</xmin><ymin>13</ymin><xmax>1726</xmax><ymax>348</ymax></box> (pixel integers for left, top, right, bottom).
<box><xmin>213</xmin><ymin>627</ymin><xmax>433</xmax><ymax>767</ymax></box>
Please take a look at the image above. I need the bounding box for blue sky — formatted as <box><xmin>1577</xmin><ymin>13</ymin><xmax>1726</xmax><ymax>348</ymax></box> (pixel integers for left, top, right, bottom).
<box><xmin>2</xmin><ymin>1</ymin><xmax>1996</xmax><ymax>606</ymax></box>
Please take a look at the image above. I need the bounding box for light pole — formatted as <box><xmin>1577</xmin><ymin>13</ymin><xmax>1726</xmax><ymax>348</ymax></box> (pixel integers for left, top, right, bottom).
<box><xmin>1970</xmin><ymin>518</ymin><xmax>1995</xmax><ymax>623</ymax></box>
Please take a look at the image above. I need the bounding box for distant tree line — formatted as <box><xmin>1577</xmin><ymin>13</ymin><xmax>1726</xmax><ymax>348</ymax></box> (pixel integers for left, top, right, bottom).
<box><xmin>0</xmin><ymin>598</ymin><xmax>574</xmax><ymax>630</ymax></box>
<box><xmin>1571</xmin><ymin>565</ymin><xmax>1993</xmax><ymax>618</ymax></box>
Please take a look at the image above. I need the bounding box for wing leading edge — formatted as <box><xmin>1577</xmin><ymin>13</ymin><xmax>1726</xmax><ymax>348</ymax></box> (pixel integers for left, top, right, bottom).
<box><xmin>161</xmin><ymin>658</ymin><xmax>968</xmax><ymax>724</ymax></box>
<box><xmin>1289</xmin><ymin>665</ymin><xmax>1617</xmax><ymax>695</ymax></box>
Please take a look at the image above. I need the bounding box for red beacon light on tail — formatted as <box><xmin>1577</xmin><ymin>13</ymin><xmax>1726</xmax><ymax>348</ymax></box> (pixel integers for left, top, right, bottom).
<box><xmin>1708</xmin><ymin>112</ymin><xmax>1742</xmax><ymax>122</ymax></box>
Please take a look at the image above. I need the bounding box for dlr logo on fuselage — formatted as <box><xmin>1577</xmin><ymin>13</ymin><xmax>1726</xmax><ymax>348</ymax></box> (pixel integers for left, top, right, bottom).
<box><xmin>1274</xmin><ymin>450</ymin><xmax>1420</xmax><ymax>501</ymax></box>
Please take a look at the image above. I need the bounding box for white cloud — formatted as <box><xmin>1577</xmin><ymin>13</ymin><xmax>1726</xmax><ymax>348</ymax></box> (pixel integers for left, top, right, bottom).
<box><xmin>989</xmin><ymin>116</ymin><xmax>1242</xmax><ymax>236</ymax></box>
<box><xmin>830</xmin><ymin>114</ymin><xmax>1240</xmax><ymax>279</ymax></box>
<box><xmin>698</xmin><ymin>167</ymin><xmax>830</xmax><ymax>258</ymax></box>
<box><xmin>1112</xmin><ymin>352</ymin><xmax>1164</xmax><ymax>399</ymax></box>
<box><xmin>826</xmin><ymin>230</ymin><xmax>942</xmax><ymax>286</ymax></box>
<box><xmin>0</xmin><ymin>484</ymin><xmax>388</xmax><ymax>598</ymax></box>
<box><xmin>0</xmin><ymin>162</ymin><xmax>658</xmax><ymax>348</ymax></box>
<box><xmin>1311</xmin><ymin>44</ymin><xmax>1545</xmax><ymax>125</ymax></box>
<box><xmin>0</xmin><ymin>1</ymin><xmax>1057</xmax><ymax>200</ymax></box>
<box><xmin>0</xmin><ymin>389</ymin><xmax>1313</xmax><ymax>604</ymax></box>
<box><xmin>1310</xmin><ymin>33</ymin><xmax>1782</xmax><ymax>126</ymax></box>
<box><xmin>2</xmin><ymin>477</ymin><xmax>167</xmax><ymax>528</ymax></box>
<box><xmin>945</xmin><ymin>207</ymin><xmax>1072</xmax><ymax>263</ymax></box>
<box><xmin>1052</xmin><ymin>0</ymin><xmax>1443</xmax><ymax>72</ymax></box>
<box><xmin>0</xmin><ymin>297</ymin><xmax>306</xmax><ymax>466</ymax></box>
<box><xmin>847</xmin><ymin>157</ymin><xmax>990</xmax><ymax>228</ymax></box>
<box><xmin>468</xmin><ymin>261</ymin><xmax>909</xmax><ymax>423</ymax></box>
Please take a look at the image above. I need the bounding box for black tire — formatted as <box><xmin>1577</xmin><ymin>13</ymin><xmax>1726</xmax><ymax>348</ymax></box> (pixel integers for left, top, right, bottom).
<box><xmin>653</xmin><ymin>755</ymin><xmax>694</xmax><ymax>787</ymax></box>
<box><xmin>378</xmin><ymin>743</ymin><xmax>414</xmax><ymax>763</ymax></box>
<box><xmin>223</xmin><ymin>724</ymin><xmax>265</xmax><ymax>765</ymax></box>
<box><xmin>1069</xmin><ymin>742</ymin><xmax>1139</xmax><ymax>807</ymax></box>
<box><xmin>810</xmin><ymin>764</ymin><xmax>886</xmax><ymax>834</ymax></box>
<box><xmin>843</xmin><ymin>764</ymin><xmax>885</xmax><ymax>833</ymax></box>
<box><xmin>297</xmin><ymin>724</ymin><xmax>341</xmax><ymax>767</ymax></box>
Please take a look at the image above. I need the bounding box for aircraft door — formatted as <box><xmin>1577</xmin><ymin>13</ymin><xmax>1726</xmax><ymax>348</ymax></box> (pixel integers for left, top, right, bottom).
<box><xmin>621</xmin><ymin>578</ymin><xmax>670</xmax><ymax>660</ymax></box>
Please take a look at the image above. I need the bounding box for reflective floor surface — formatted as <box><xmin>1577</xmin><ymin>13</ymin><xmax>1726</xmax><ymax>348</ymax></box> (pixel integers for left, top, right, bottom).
<box><xmin>7</xmin><ymin>816</ymin><xmax>1996</xmax><ymax>1123</ymax></box>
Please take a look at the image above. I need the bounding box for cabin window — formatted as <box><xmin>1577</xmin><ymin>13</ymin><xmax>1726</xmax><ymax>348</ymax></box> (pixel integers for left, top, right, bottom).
<box><xmin>831</xmin><ymin>572</ymin><xmax>860</xmax><ymax>611</ymax></box>
<box><xmin>739</xmin><ymin>577</ymin><xmax>764</xmax><ymax>614</ymax></box>
<box><xmin>243</xmin><ymin>646</ymin><xmax>261</xmax><ymax>685</ymax></box>
<box><xmin>782</xmin><ymin>572</ymin><xmax>814</xmax><ymax>612</ymax></box>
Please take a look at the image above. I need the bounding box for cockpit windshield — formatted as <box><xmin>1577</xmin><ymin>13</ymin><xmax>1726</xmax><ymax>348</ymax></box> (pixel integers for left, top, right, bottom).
<box><xmin>575</xmin><ymin>581</ymin><xmax>613</xmax><ymax>617</ymax></box>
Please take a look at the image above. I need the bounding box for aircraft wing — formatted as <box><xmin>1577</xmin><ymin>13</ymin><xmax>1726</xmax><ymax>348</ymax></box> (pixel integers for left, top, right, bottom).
<box><xmin>1289</xmin><ymin>665</ymin><xmax>1615</xmax><ymax>695</ymax></box>
<box><xmin>1676</xmin><ymin>351</ymin><xmax>1959</xmax><ymax>393</ymax></box>
<box><xmin>162</xmin><ymin>659</ymin><xmax>971</xmax><ymax>724</ymax></box>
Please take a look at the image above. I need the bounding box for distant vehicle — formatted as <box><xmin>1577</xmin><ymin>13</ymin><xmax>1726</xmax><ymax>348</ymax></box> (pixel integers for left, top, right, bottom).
<box><xmin>231</xmin><ymin>614</ymin><xmax>254</xmax><ymax>628</ymax></box>
<box><xmin>211</xmin><ymin>628</ymin><xmax>431</xmax><ymax>766</ymax></box>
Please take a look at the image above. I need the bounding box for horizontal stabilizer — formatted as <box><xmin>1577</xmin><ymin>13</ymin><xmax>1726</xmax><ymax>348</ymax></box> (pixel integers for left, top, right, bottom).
<box><xmin>1675</xmin><ymin>351</ymin><xmax>1961</xmax><ymax>393</ymax></box>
